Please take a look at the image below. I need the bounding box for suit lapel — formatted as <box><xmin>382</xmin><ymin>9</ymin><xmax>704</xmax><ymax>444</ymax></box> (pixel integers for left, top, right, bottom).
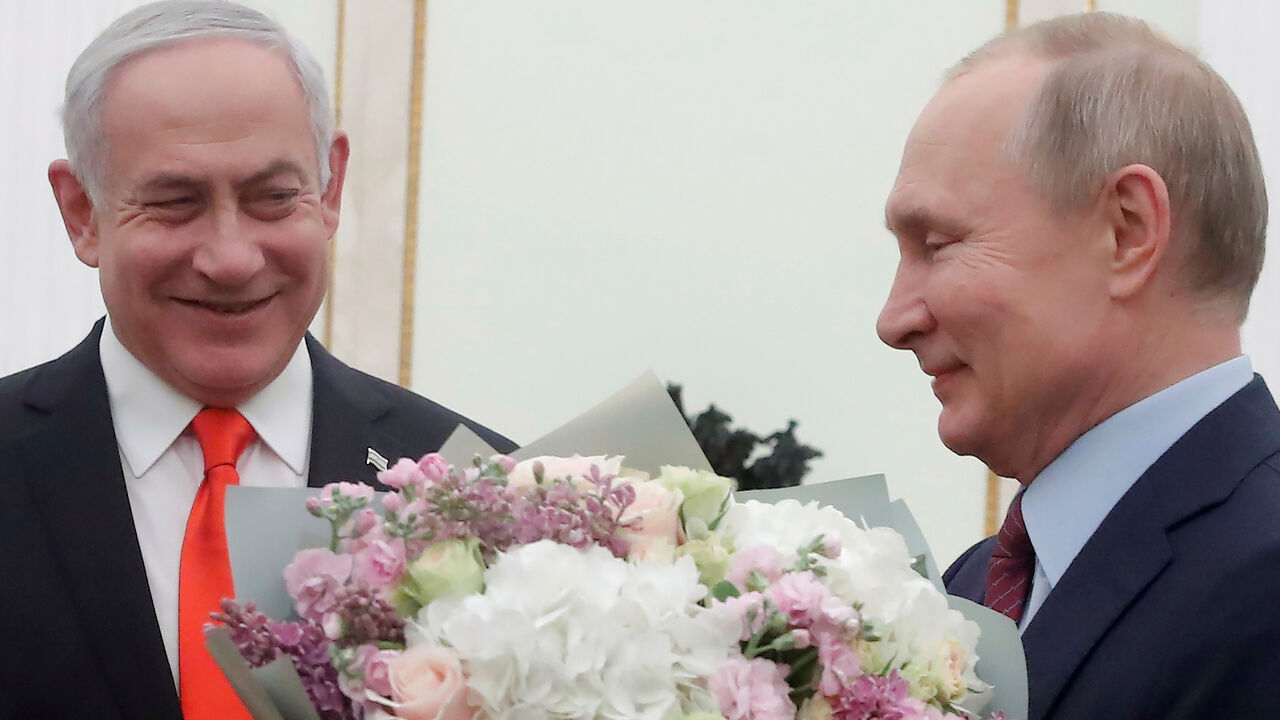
<box><xmin>15</xmin><ymin>323</ymin><xmax>180</xmax><ymax>719</ymax></box>
<box><xmin>1022</xmin><ymin>377</ymin><xmax>1280</xmax><ymax>720</ymax></box>
<box><xmin>306</xmin><ymin>335</ymin><xmax>399</xmax><ymax>490</ymax></box>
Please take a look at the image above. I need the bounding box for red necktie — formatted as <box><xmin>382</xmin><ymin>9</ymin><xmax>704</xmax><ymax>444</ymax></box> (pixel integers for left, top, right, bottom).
<box><xmin>179</xmin><ymin>408</ymin><xmax>256</xmax><ymax>719</ymax></box>
<box><xmin>985</xmin><ymin>490</ymin><xmax>1035</xmax><ymax>624</ymax></box>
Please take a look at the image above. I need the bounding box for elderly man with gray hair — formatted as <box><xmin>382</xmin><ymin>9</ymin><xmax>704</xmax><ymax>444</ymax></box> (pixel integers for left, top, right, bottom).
<box><xmin>879</xmin><ymin>12</ymin><xmax>1280</xmax><ymax>720</ymax></box>
<box><xmin>0</xmin><ymin>2</ymin><xmax>511</xmax><ymax>718</ymax></box>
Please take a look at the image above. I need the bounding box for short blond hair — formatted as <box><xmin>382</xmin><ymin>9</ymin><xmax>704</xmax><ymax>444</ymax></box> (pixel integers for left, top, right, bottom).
<box><xmin>953</xmin><ymin>12</ymin><xmax>1266</xmax><ymax>320</ymax></box>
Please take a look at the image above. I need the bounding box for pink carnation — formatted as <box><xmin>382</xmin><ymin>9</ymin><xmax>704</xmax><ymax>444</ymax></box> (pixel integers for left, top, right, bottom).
<box><xmin>828</xmin><ymin>670</ymin><xmax>941</xmax><ymax>720</ymax></box>
<box><xmin>379</xmin><ymin>458</ymin><xmax>426</xmax><ymax>490</ymax></box>
<box><xmin>364</xmin><ymin>647</ymin><xmax>400</xmax><ymax>698</ymax></box>
<box><xmin>350</xmin><ymin>537</ymin><xmax>408</xmax><ymax>595</ymax></box>
<box><xmin>726</xmin><ymin>545</ymin><xmax>785</xmax><ymax>590</ymax></box>
<box><xmin>818</xmin><ymin>632</ymin><xmax>864</xmax><ymax>697</ymax></box>
<box><xmin>283</xmin><ymin>548</ymin><xmax>353</xmax><ymax>623</ymax></box>
<box><xmin>765</xmin><ymin>571</ymin><xmax>859</xmax><ymax>635</ymax></box>
<box><xmin>321</xmin><ymin>481</ymin><xmax>375</xmax><ymax>505</ymax></box>
<box><xmin>709</xmin><ymin>656</ymin><xmax>796</xmax><ymax>720</ymax></box>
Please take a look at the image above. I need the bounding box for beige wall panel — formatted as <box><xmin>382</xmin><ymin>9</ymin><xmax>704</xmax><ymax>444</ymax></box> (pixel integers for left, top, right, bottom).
<box><xmin>327</xmin><ymin>0</ymin><xmax>416</xmax><ymax>380</ymax></box>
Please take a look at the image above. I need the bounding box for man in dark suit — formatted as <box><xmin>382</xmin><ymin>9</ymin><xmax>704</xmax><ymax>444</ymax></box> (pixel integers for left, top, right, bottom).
<box><xmin>0</xmin><ymin>2</ymin><xmax>511</xmax><ymax>718</ymax></box>
<box><xmin>877</xmin><ymin>12</ymin><xmax>1280</xmax><ymax>720</ymax></box>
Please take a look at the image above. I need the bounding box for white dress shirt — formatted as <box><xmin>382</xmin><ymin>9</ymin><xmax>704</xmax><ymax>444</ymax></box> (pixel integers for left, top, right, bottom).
<box><xmin>1018</xmin><ymin>355</ymin><xmax>1254</xmax><ymax>630</ymax></box>
<box><xmin>99</xmin><ymin>316</ymin><xmax>312</xmax><ymax>684</ymax></box>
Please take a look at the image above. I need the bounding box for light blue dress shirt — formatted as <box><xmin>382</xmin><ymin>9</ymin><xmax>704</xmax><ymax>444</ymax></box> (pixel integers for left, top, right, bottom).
<box><xmin>1018</xmin><ymin>355</ymin><xmax>1254</xmax><ymax>630</ymax></box>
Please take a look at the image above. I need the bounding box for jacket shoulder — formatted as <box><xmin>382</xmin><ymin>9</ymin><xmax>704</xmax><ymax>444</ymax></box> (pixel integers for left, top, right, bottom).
<box><xmin>307</xmin><ymin>337</ymin><xmax>516</xmax><ymax>453</ymax></box>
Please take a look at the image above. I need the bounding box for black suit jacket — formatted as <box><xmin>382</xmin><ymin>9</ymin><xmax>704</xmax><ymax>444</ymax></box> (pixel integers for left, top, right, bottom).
<box><xmin>945</xmin><ymin>376</ymin><xmax>1280</xmax><ymax>720</ymax></box>
<box><xmin>0</xmin><ymin>321</ymin><xmax>514</xmax><ymax>719</ymax></box>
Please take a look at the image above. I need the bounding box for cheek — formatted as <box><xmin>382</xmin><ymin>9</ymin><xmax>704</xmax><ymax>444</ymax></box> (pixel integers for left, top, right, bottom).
<box><xmin>263</xmin><ymin>225</ymin><xmax>329</xmax><ymax>287</ymax></box>
<box><xmin>96</xmin><ymin>232</ymin><xmax>186</xmax><ymax>300</ymax></box>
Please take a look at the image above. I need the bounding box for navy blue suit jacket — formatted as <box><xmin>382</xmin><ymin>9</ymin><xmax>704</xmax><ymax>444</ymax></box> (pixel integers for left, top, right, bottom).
<box><xmin>0</xmin><ymin>321</ymin><xmax>514</xmax><ymax>719</ymax></box>
<box><xmin>945</xmin><ymin>376</ymin><xmax>1280</xmax><ymax>720</ymax></box>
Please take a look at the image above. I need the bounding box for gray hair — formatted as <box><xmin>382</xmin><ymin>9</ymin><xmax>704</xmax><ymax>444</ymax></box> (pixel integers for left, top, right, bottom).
<box><xmin>63</xmin><ymin>0</ymin><xmax>334</xmax><ymax>206</ymax></box>
<box><xmin>951</xmin><ymin>13</ymin><xmax>1267</xmax><ymax>320</ymax></box>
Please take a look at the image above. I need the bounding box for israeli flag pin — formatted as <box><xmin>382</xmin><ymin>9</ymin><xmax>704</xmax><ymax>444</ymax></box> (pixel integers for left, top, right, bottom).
<box><xmin>366</xmin><ymin>447</ymin><xmax>389</xmax><ymax>472</ymax></box>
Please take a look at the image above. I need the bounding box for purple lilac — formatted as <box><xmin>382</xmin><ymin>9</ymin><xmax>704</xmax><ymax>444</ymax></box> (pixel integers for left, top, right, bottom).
<box><xmin>511</xmin><ymin>475</ymin><xmax>637</xmax><ymax>558</ymax></box>
<box><xmin>211</xmin><ymin>600</ymin><xmax>356</xmax><ymax>720</ymax></box>
<box><xmin>327</xmin><ymin>583</ymin><xmax>406</xmax><ymax>647</ymax></box>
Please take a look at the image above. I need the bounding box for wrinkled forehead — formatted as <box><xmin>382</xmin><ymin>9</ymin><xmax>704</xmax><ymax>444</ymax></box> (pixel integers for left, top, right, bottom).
<box><xmin>98</xmin><ymin>39</ymin><xmax>315</xmax><ymax>184</ymax></box>
<box><xmin>886</xmin><ymin>55</ymin><xmax>1051</xmax><ymax>224</ymax></box>
<box><xmin>103</xmin><ymin>38</ymin><xmax>305</xmax><ymax>125</ymax></box>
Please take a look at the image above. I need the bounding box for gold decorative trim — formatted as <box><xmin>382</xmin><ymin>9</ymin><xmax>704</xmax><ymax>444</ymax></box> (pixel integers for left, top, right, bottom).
<box><xmin>1005</xmin><ymin>0</ymin><xmax>1019</xmax><ymax>31</ymax></box>
<box><xmin>1085</xmin><ymin>0</ymin><xmax>1097</xmax><ymax>11</ymax></box>
<box><xmin>399</xmin><ymin>0</ymin><xmax>428</xmax><ymax>388</ymax></box>
<box><xmin>323</xmin><ymin>0</ymin><xmax>347</xmax><ymax>347</ymax></box>
<box><xmin>985</xmin><ymin>469</ymin><xmax>1001</xmax><ymax>535</ymax></box>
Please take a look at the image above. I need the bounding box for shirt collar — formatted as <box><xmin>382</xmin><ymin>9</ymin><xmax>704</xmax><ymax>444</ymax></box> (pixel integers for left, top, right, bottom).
<box><xmin>99</xmin><ymin>316</ymin><xmax>313</xmax><ymax>476</ymax></box>
<box><xmin>1021</xmin><ymin>355</ymin><xmax>1253</xmax><ymax>590</ymax></box>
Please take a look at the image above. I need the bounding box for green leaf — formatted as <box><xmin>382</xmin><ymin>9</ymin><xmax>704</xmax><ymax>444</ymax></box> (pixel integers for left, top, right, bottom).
<box><xmin>711</xmin><ymin>580</ymin><xmax>741</xmax><ymax>601</ymax></box>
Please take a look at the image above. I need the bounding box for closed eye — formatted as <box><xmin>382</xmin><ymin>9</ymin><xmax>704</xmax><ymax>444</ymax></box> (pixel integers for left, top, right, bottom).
<box><xmin>247</xmin><ymin>188</ymin><xmax>301</xmax><ymax>220</ymax></box>
<box><xmin>147</xmin><ymin>197</ymin><xmax>197</xmax><ymax>209</ymax></box>
<box><xmin>923</xmin><ymin>231</ymin><xmax>960</xmax><ymax>256</ymax></box>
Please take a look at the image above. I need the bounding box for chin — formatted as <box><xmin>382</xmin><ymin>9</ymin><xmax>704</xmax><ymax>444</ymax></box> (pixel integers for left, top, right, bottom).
<box><xmin>173</xmin><ymin>351</ymin><xmax>290</xmax><ymax>402</ymax></box>
<box><xmin>936</xmin><ymin>410</ymin><xmax>988</xmax><ymax>460</ymax></box>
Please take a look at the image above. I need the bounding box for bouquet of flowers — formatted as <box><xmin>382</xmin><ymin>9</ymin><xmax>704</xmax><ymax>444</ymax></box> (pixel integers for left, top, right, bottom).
<box><xmin>213</xmin><ymin>452</ymin><xmax>1010</xmax><ymax>720</ymax></box>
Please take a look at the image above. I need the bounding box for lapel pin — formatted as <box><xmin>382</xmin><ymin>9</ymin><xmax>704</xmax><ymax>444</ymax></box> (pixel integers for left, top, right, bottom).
<box><xmin>366</xmin><ymin>447</ymin><xmax>389</xmax><ymax>472</ymax></box>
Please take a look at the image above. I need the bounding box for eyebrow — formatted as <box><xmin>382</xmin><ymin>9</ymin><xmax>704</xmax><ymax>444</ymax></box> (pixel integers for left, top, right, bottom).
<box><xmin>134</xmin><ymin>160</ymin><xmax>309</xmax><ymax>195</ymax></box>
<box><xmin>884</xmin><ymin>205</ymin><xmax>967</xmax><ymax>238</ymax></box>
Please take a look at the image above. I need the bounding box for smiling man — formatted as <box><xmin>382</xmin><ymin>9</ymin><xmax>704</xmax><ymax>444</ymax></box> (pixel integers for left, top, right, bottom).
<box><xmin>0</xmin><ymin>2</ymin><xmax>511</xmax><ymax>719</ymax></box>
<box><xmin>878</xmin><ymin>13</ymin><xmax>1280</xmax><ymax>720</ymax></box>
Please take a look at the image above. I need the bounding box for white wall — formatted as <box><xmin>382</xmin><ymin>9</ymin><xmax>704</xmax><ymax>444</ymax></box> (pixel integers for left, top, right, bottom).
<box><xmin>1200</xmin><ymin>1</ymin><xmax>1280</xmax><ymax>392</ymax></box>
<box><xmin>411</xmin><ymin>1</ymin><xmax>1004</xmax><ymax>566</ymax></box>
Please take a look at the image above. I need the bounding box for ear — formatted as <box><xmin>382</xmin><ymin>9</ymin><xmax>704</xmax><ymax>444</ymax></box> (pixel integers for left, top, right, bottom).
<box><xmin>1102</xmin><ymin>163</ymin><xmax>1171</xmax><ymax>300</ymax></box>
<box><xmin>320</xmin><ymin>130</ymin><xmax>351</xmax><ymax>235</ymax></box>
<box><xmin>48</xmin><ymin>160</ymin><xmax>101</xmax><ymax>268</ymax></box>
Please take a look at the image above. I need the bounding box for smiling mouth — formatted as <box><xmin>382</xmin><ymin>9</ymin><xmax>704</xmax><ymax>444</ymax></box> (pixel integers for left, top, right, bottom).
<box><xmin>178</xmin><ymin>297</ymin><xmax>271</xmax><ymax>314</ymax></box>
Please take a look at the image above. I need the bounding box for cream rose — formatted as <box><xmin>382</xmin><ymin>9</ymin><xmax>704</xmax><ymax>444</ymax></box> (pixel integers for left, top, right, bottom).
<box><xmin>619</xmin><ymin>479</ymin><xmax>683</xmax><ymax>561</ymax></box>
<box><xmin>656</xmin><ymin>466</ymin><xmax>734</xmax><ymax>529</ymax></box>
<box><xmin>385</xmin><ymin>645</ymin><xmax>476</xmax><ymax>720</ymax></box>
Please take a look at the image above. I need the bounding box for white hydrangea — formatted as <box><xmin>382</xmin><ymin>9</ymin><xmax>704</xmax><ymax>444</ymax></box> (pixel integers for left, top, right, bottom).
<box><xmin>718</xmin><ymin>499</ymin><xmax>987</xmax><ymax>705</ymax></box>
<box><xmin>412</xmin><ymin>540</ymin><xmax>738</xmax><ymax>720</ymax></box>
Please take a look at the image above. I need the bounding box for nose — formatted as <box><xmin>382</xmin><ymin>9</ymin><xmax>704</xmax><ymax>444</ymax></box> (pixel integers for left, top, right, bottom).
<box><xmin>876</xmin><ymin>261</ymin><xmax>935</xmax><ymax>350</ymax></box>
<box><xmin>191</xmin><ymin>205</ymin><xmax>265</xmax><ymax>286</ymax></box>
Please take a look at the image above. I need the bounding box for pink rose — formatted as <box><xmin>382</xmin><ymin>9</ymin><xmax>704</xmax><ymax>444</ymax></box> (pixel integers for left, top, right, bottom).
<box><xmin>379</xmin><ymin>458</ymin><xmax>426</xmax><ymax>490</ymax></box>
<box><xmin>351</xmin><ymin>537</ymin><xmax>408</xmax><ymax>595</ymax></box>
<box><xmin>386</xmin><ymin>645</ymin><xmax>476</xmax><ymax>720</ymax></box>
<box><xmin>619</xmin><ymin>480</ymin><xmax>683</xmax><ymax>560</ymax></box>
<box><xmin>709</xmin><ymin>656</ymin><xmax>796</xmax><ymax>720</ymax></box>
<box><xmin>417</xmin><ymin>453</ymin><xmax>450</xmax><ymax>483</ymax></box>
<box><xmin>283</xmin><ymin>548</ymin><xmax>352</xmax><ymax>622</ymax></box>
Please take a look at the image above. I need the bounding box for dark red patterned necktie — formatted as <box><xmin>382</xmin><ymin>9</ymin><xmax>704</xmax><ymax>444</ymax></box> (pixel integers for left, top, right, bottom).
<box><xmin>986</xmin><ymin>490</ymin><xmax>1035</xmax><ymax>624</ymax></box>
